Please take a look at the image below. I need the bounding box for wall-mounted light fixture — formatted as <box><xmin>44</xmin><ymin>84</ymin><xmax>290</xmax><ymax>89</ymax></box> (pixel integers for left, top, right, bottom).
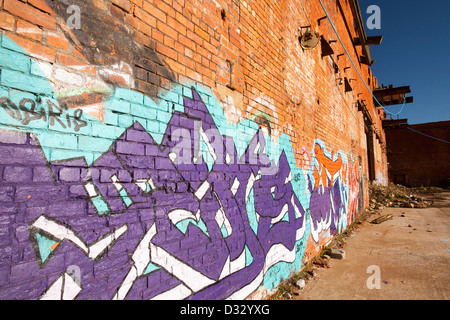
<box><xmin>298</xmin><ymin>26</ymin><xmax>320</xmax><ymax>50</ymax></box>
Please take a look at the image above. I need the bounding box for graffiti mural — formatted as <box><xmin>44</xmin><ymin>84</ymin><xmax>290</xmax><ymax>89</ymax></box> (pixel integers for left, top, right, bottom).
<box><xmin>308</xmin><ymin>142</ymin><xmax>348</xmax><ymax>243</ymax></box>
<box><xmin>347</xmin><ymin>157</ymin><xmax>363</xmax><ymax>226</ymax></box>
<box><xmin>42</xmin><ymin>0</ymin><xmax>176</xmax><ymax>104</ymax></box>
<box><xmin>0</xmin><ymin>87</ymin><xmax>306</xmax><ymax>300</ymax></box>
<box><xmin>0</xmin><ymin>27</ymin><xmax>363</xmax><ymax>300</ymax></box>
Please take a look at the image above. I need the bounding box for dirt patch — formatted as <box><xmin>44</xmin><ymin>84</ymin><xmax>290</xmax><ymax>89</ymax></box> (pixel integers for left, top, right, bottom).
<box><xmin>267</xmin><ymin>207</ymin><xmax>370</xmax><ymax>300</ymax></box>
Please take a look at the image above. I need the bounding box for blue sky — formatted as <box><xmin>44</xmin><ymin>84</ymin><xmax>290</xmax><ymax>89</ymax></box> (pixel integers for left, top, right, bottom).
<box><xmin>359</xmin><ymin>0</ymin><xmax>450</xmax><ymax>124</ymax></box>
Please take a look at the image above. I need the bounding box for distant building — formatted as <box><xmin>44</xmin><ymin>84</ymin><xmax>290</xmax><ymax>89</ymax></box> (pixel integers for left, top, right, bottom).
<box><xmin>383</xmin><ymin>120</ymin><xmax>450</xmax><ymax>187</ymax></box>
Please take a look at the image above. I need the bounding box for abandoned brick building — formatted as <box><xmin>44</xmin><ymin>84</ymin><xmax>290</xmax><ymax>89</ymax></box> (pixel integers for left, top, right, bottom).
<box><xmin>0</xmin><ymin>0</ymin><xmax>408</xmax><ymax>299</ymax></box>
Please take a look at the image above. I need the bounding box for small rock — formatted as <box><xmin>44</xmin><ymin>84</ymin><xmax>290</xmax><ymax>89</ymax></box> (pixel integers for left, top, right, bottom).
<box><xmin>404</xmin><ymin>203</ymin><xmax>415</xmax><ymax>208</ymax></box>
<box><xmin>296</xmin><ymin>279</ymin><xmax>306</xmax><ymax>289</ymax></box>
<box><xmin>329</xmin><ymin>249</ymin><xmax>346</xmax><ymax>259</ymax></box>
<box><xmin>370</xmin><ymin>214</ymin><xmax>393</xmax><ymax>225</ymax></box>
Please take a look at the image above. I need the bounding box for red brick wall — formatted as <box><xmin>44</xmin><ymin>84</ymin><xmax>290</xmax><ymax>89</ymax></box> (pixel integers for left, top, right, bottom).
<box><xmin>0</xmin><ymin>0</ymin><xmax>388</xmax><ymax>299</ymax></box>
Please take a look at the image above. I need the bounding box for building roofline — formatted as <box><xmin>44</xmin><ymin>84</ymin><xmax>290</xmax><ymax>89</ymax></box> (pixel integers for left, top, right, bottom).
<box><xmin>349</xmin><ymin>0</ymin><xmax>375</xmax><ymax>66</ymax></box>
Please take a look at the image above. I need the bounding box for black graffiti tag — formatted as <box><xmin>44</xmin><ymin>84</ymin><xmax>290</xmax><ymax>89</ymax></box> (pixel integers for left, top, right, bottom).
<box><xmin>19</xmin><ymin>98</ymin><xmax>46</xmax><ymax>125</ymax></box>
<box><xmin>0</xmin><ymin>97</ymin><xmax>87</xmax><ymax>131</ymax></box>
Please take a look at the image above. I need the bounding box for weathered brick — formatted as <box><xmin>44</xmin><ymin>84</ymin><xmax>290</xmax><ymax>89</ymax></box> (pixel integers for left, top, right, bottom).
<box><xmin>1</xmin><ymin>33</ymin><xmax>56</xmax><ymax>62</ymax></box>
<box><xmin>116</xmin><ymin>140</ymin><xmax>145</xmax><ymax>155</ymax></box>
<box><xmin>0</xmin><ymin>186</ymin><xmax>14</xmax><ymax>203</ymax></box>
<box><xmin>0</xmin><ymin>69</ymin><xmax>53</xmax><ymax>95</ymax></box>
<box><xmin>0</xmin><ymin>11</ymin><xmax>15</xmax><ymax>31</ymax></box>
<box><xmin>16</xmin><ymin>19</ymin><xmax>43</xmax><ymax>42</ymax></box>
<box><xmin>46</xmin><ymin>32</ymin><xmax>70</xmax><ymax>51</ymax></box>
<box><xmin>28</xmin><ymin>0</ymin><xmax>53</xmax><ymax>13</ymax></box>
<box><xmin>130</xmin><ymin>102</ymin><xmax>157</xmax><ymax>120</ymax></box>
<box><xmin>32</xmin><ymin>166</ymin><xmax>54</xmax><ymax>183</ymax></box>
<box><xmin>38</xmin><ymin>133</ymin><xmax>77</xmax><ymax>150</ymax></box>
<box><xmin>54</xmin><ymin>68</ymin><xmax>83</xmax><ymax>86</ymax></box>
<box><xmin>126</xmin><ymin>128</ymin><xmax>152</xmax><ymax>143</ymax></box>
<box><xmin>0</xmin><ymin>130</ymin><xmax>27</xmax><ymax>145</ymax></box>
<box><xmin>15</xmin><ymin>185</ymin><xmax>68</xmax><ymax>202</ymax></box>
<box><xmin>115</xmin><ymin>87</ymin><xmax>144</xmax><ymax>105</ymax></box>
<box><xmin>78</xmin><ymin>136</ymin><xmax>111</xmax><ymax>153</ymax></box>
<box><xmin>4</xmin><ymin>0</ymin><xmax>57</xmax><ymax>30</ymax></box>
<box><xmin>3</xmin><ymin>166</ymin><xmax>32</xmax><ymax>183</ymax></box>
<box><xmin>59</xmin><ymin>167</ymin><xmax>81</xmax><ymax>182</ymax></box>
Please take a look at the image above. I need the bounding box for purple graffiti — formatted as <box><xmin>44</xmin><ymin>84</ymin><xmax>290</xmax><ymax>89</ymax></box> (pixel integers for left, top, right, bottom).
<box><xmin>0</xmin><ymin>88</ymin><xmax>309</xmax><ymax>300</ymax></box>
<box><xmin>308</xmin><ymin>180</ymin><xmax>345</xmax><ymax>242</ymax></box>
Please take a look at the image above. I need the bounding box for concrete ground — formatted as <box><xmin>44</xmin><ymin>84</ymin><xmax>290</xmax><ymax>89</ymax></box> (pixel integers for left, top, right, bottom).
<box><xmin>293</xmin><ymin>191</ymin><xmax>450</xmax><ymax>300</ymax></box>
